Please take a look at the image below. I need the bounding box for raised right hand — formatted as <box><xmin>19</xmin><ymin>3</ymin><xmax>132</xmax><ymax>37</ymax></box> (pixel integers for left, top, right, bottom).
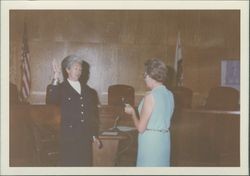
<box><xmin>52</xmin><ymin>59</ymin><xmax>60</xmax><ymax>80</ymax></box>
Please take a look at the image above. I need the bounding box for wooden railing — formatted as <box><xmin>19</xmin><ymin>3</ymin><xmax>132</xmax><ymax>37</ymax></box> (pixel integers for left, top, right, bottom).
<box><xmin>9</xmin><ymin>105</ymin><xmax>240</xmax><ymax>167</ymax></box>
<box><xmin>171</xmin><ymin>108</ymin><xmax>240</xmax><ymax>166</ymax></box>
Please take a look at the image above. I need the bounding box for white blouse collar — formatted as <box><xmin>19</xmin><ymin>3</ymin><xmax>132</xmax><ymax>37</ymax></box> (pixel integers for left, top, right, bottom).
<box><xmin>67</xmin><ymin>79</ymin><xmax>81</xmax><ymax>94</ymax></box>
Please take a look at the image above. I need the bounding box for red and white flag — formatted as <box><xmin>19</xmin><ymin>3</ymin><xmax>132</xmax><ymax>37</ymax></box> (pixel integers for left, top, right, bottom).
<box><xmin>20</xmin><ymin>23</ymin><xmax>31</xmax><ymax>102</ymax></box>
<box><xmin>174</xmin><ymin>32</ymin><xmax>183</xmax><ymax>86</ymax></box>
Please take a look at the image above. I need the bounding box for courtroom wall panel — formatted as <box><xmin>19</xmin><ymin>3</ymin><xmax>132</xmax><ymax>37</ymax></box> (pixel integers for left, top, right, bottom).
<box><xmin>9</xmin><ymin>10</ymin><xmax>240</xmax><ymax>106</ymax></box>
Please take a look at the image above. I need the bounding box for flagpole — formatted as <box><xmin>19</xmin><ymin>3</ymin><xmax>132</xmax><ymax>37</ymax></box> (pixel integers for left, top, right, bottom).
<box><xmin>20</xmin><ymin>22</ymin><xmax>31</xmax><ymax>104</ymax></box>
<box><xmin>174</xmin><ymin>31</ymin><xmax>183</xmax><ymax>87</ymax></box>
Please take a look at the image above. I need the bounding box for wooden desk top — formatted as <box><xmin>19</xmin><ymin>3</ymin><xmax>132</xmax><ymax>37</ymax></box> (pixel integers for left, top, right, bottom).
<box><xmin>98</xmin><ymin>134</ymin><xmax>128</xmax><ymax>140</ymax></box>
<box><xmin>180</xmin><ymin>108</ymin><xmax>240</xmax><ymax>115</ymax></box>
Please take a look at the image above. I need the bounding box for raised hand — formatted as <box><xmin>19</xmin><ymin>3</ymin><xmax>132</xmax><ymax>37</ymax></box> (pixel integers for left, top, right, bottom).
<box><xmin>52</xmin><ymin>59</ymin><xmax>61</xmax><ymax>80</ymax></box>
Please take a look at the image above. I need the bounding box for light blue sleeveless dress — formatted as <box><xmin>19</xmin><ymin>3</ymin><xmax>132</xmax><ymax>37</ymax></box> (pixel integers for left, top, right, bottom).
<box><xmin>136</xmin><ymin>85</ymin><xmax>174</xmax><ymax>167</ymax></box>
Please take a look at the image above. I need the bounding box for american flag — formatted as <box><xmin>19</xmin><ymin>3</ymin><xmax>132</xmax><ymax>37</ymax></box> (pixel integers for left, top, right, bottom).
<box><xmin>174</xmin><ymin>32</ymin><xmax>183</xmax><ymax>86</ymax></box>
<box><xmin>20</xmin><ymin>23</ymin><xmax>31</xmax><ymax>102</ymax></box>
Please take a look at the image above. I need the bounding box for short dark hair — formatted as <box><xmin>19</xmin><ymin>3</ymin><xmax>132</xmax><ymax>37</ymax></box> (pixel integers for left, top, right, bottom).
<box><xmin>144</xmin><ymin>58</ymin><xmax>167</xmax><ymax>83</ymax></box>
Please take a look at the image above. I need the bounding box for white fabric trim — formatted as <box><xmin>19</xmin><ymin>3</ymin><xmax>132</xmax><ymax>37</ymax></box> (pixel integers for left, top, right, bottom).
<box><xmin>67</xmin><ymin>79</ymin><xmax>81</xmax><ymax>94</ymax></box>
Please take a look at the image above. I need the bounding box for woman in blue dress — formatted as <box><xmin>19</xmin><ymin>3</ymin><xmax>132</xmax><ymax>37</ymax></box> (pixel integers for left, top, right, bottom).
<box><xmin>125</xmin><ymin>58</ymin><xmax>174</xmax><ymax>167</ymax></box>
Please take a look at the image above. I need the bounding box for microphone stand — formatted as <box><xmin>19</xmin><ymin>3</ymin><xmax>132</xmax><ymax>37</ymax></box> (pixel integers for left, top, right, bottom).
<box><xmin>110</xmin><ymin>115</ymin><xmax>121</xmax><ymax>132</ymax></box>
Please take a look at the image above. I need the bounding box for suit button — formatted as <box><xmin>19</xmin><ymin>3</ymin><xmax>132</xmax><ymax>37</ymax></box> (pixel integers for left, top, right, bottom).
<box><xmin>81</xmin><ymin>119</ymin><xmax>84</xmax><ymax>123</ymax></box>
<box><xmin>68</xmin><ymin>97</ymin><xmax>71</xmax><ymax>101</ymax></box>
<box><xmin>81</xmin><ymin>111</ymin><xmax>84</xmax><ymax>114</ymax></box>
<box><xmin>81</xmin><ymin>104</ymin><xmax>84</xmax><ymax>107</ymax></box>
<box><xmin>80</xmin><ymin>97</ymin><xmax>83</xmax><ymax>100</ymax></box>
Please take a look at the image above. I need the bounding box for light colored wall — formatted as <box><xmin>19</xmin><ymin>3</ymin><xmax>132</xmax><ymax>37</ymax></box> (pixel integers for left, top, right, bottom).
<box><xmin>10</xmin><ymin>10</ymin><xmax>240</xmax><ymax>106</ymax></box>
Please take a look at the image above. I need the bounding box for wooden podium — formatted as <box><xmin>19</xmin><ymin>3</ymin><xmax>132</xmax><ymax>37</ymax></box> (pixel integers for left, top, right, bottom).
<box><xmin>92</xmin><ymin>133</ymin><xmax>128</xmax><ymax>166</ymax></box>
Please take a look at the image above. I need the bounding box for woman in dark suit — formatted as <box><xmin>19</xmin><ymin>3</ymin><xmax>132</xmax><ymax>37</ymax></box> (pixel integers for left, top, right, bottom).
<box><xmin>46</xmin><ymin>55</ymin><xmax>101</xmax><ymax>166</ymax></box>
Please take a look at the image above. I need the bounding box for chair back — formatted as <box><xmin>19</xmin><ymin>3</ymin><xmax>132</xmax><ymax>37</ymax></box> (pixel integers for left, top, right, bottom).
<box><xmin>108</xmin><ymin>84</ymin><xmax>135</xmax><ymax>106</ymax></box>
<box><xmin>205</xmin><ymin>86</ymin><xmax>239</xmax><ymax>110</ymax></box>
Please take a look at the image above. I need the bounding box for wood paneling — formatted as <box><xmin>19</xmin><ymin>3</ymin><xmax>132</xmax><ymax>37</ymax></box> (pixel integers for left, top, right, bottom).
<box><xmin>93</xmin><ymin>134</ymin><xmax>129</xmax><ymax>166</ymax></box>
<box><xmin>10</xmin><ymin>105</ymin><xmax>240</xmax><ymax>167</ymax></box>
<box><xmin>9</xmin><ymin>105</ymin><xmax>136</xmax><ymax>166</ymax></box>
<box><xmin>10</xmin><ymin>105</ymin><xmax>36</xmax><ymax>166</ymax></box>
<box><xmin>9</xmin><ymin>10</ymin><xmax>240</xmax><ymax>106</ymax></box>
<box><xmin>171</xmin><ymin>109</ymin><xmax>240</xmax><ymax>166</ymax></box>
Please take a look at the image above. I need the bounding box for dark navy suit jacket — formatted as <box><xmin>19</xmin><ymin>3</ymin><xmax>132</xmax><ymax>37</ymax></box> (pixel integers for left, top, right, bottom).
<box><xmin>46</xmin><ymin>80</ymin><xmax>99</xmax><ymax>140</ymax></box>
<box><xmin>46</xmin><ymin>80</ymin><xmax>99</xmax><ymax>166</ymax></box>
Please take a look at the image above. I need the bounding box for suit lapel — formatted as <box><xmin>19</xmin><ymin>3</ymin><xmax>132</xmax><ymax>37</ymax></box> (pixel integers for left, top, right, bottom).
<box><xmin>65</xmin><ymin>80</ymin><xmax>81</xmax><ymax>96</ymax></box>
<box><xmin>80</xmin><ymin>84</ymin><xmax>87</xmax><ymax>96</ymax></box>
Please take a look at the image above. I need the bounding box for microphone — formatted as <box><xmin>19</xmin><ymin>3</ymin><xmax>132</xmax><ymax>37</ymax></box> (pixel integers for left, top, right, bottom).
<box><xmin>111</xmin><ymin>96</ymin><xmax>126</xmax><ymax>131</ymax></box>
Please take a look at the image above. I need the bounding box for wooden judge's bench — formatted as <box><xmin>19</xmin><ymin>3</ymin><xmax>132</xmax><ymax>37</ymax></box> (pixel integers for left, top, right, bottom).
<box><xmin>9</xmin><ymin>104</ymin><xmax>240</xmax><ymax>167</ymax></box>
